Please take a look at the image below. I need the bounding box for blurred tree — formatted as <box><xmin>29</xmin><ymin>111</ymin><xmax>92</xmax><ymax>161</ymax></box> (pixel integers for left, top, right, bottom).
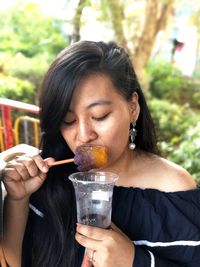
<box><xmin>71</xmin><ymin>0</ymin><xmax>90</xmax><ymax>43</ymax></box>
<box><xmin>189</xmin><ymin>9</ymin><xmax>200</xmax><ymax>73</ymax></box>
<box><xmin>105</xmin><ymin>0</ymin><xmax>128</xmax><ymax>51</ymax></box>
<box><xmin>70</xmin><ymin>0</ymin><xmax>176</xmax><ymax>77</ymax></box>
<box><xmin>0</xmin><ymin>2</ymin><xmax>68</xmax><ymax>103</ymax></box>
<box><xmin>0</xmin><ymin>2</ymin><xmax>67</xmax><ymax>57</ymax></box>
<box><xmin>105</xmin><ymin>0</ymin><xmax>175</xmax><ymax>77</ymax></box>
<box><xmin>133</xmin><ymin>0</ymin><xmax>175</xmax><ymax>78</ymax></box>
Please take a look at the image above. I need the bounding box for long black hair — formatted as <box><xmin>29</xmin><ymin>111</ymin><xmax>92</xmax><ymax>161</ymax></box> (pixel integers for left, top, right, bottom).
<box><xmin>22</xmin><ymin>41</ymin><xmax>158</xmax><ymax>267</ymax></box>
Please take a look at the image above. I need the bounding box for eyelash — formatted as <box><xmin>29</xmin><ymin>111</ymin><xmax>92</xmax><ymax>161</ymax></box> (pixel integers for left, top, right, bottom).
<box><xmin>92</xmin><ymin>113</ymin><xmax>110</xmax><ymax>121</ymax></box>
<box><xmin>63</xmin><ymin>113</ymin><xmax>110</xmax><ymax>126</ymax></box>
<box><xmin>62</xmin><ymin>120</ymin><xmax>75</xmax><ymax>126</ymax></box>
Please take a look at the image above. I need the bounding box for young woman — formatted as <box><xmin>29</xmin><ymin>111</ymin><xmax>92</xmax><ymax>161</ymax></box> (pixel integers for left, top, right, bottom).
<box><xmin>2</xmin><ymin>41</ymin><xmax>199</xmax><ymax>267</ymax></box>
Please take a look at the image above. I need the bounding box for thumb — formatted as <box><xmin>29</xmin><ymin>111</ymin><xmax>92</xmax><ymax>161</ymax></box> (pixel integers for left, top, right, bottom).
<box><xmin>44</xmin><ymin>157</ymin><xmax>56</xmax><ymax>166</ymax></box>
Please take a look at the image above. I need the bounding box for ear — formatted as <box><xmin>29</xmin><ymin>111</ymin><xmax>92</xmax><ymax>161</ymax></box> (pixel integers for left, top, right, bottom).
<box><xmin>128</xmin><ymin>92</ymin><xmax>140</xmax><ymax>122</ymax></box>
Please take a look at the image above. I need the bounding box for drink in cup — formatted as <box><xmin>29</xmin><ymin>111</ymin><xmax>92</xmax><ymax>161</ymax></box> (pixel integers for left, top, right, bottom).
<box><xmin>69</xmin><ymin>171</ymin><xmax>118</xmax><ymax>228</ymax></box>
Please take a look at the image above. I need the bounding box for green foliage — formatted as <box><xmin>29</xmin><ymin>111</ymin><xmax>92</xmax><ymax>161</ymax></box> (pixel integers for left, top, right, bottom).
<box><xmin>149</xmin><ymin>98</ymin><xmax>198</xmax><ymax>145</ymax></box>
<box><xmin>147</xmin><ymin>60</ymin><xmax>200</xmax><ymax>109</ymax></box>
<box><xmin>181</xmin><ymin>78</ymin><xmax>200</xmax><ymax>109</ymax></box>
<box><xmin>168</xmin><ymin>122</ymin><xmax>200</xmax><ymax>184</ymax></box>
<box><xmin>147</xmin><ymin>61</ymin><xmax>186</xmax><ymax>101</ymax></box>
<box><xmin>0</xmin><ymin>2</ymin><xmax>67</xmax><ymax>58</ymax></box>
<box><xmin>146</xmin><ymin>59</ymin><xmax>200</xmax><ymax>182</ymax></box>
<box><xmin>148</xmin><ymin>98</ymin><xmax>200</xmax><ymax>182</ymax></box>
<box><xmin>0</xmin><ymin>52</ymin><xmax>51</xmax><ymax>94</ymax></box>
<box><xmin>0</xmin><ymin>2</ymin><xmax>68</xmax><ymax>104</ymax></box>
<box><xmin>0</xmin><ymin>74</ymin><xmax>35</xmax><ymax>103</ymax></box>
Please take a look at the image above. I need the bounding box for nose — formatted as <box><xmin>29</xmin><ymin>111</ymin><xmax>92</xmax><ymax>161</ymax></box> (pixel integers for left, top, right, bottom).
<box><xmin>77</xmin><ymin>120</ymin><xmax>98</xmax><ymax>144</ymax></box>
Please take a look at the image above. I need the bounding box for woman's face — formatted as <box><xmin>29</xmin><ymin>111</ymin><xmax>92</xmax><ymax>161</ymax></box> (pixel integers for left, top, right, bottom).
<box><xmin>60</xmin><ymin>74</ymin><xmax>140</xmax><ymax>168</ymax></box>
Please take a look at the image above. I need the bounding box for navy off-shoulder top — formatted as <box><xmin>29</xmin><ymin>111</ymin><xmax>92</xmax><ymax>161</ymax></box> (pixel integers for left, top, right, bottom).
<box><xmin>24</xmin><ymin>186</ymin><xmax>200</xmax><ymax>267</ymax></box>
<box><xmin>112</xmin><ymin>186</ymin><xmax>200</xmax><ymax>267</ymax></box>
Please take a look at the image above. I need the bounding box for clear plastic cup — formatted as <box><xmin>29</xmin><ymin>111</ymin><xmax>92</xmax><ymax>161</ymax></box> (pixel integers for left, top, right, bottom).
<box><xmin>69</xmin><ymin>171</ymin><xmax>118</xmax><ymax>229</ymax></box>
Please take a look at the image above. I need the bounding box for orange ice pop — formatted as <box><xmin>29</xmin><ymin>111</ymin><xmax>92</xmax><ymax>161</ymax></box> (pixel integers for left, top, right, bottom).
<box><xmin>48</xmin><ymin>145</ymin><xmax>108</xmax><ymax>171</ymax></box>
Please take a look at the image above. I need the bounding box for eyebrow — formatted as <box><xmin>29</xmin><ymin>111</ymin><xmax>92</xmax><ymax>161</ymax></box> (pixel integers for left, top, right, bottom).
<box><xmin>68</xmin><ymin>100</ymin><xmax>112</xmax><ymax>113</ymax></box>
<box><xmin>87</xmin><ymin>100</ymin><xmax>112</xmax><ymax>109</ymax></box>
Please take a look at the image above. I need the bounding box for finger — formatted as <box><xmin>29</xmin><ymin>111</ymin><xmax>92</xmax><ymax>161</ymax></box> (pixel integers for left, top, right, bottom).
<box><xmin>30</xmin><ymin>155</ymin><xmax>49</xmax><ymax>173</ymax></box>
<box><xmin>15</xmin><ymin>156</ymin><xmax>41</xmax><ymax>177</ymax></box>
<box><xmin>86</xmin><ymin>249</ymin><xmax>97</xmax><ymax>264</ymax></box>
<box><xmin>2</xmin><ymin>166</ymin><xmax>23</xmax><ymax>182</ymax></box>
<box><xmin>76</xmin><ymin>224</ymin><xmax>112</xmax><ymax>241</ymax></box>
<box><xmin>12</xmin><ymin>162</ymin><xmax>30</xmax><ymax>180</ymax></box>
<box><xmin>4</xmin><ymin>159</ymin><xmax>32</xmax><ymax>180</ymax></box>
<box><xmin>81</xmin><ymin>249</ymin><xmax>97</xmax><ymax>267</ymax></box>
<box><xmin>75</xmin><ymin>232</ymin><xmax>101</xmax><ymax>250</ymax></box>
<box><xmin>16</xmin><ymin>155</ymin><xmax>48</xmax><ymax>176</ymax></box>
<box><xmin>86</xmin><ymin>248</ymin><xmax>93</xmax><ymax>258</ymax></box>
<box><xmin>44</xmin><ymin>157</ymin><xmax>55</xmax><ymax>165</ymax></box>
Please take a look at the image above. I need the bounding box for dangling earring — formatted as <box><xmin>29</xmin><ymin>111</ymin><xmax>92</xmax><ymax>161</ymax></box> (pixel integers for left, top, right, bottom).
<box><xmin>129</xmin><ymin>122</ymin><xmax>137</xmax><ymax>150</ymax></box>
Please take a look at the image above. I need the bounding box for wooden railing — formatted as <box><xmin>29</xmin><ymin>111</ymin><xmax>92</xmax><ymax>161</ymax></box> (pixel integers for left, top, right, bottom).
<box><xmin>0</xmin><ymin>98</ymin><xmax>40</xmax><ymax>151</ymax></box>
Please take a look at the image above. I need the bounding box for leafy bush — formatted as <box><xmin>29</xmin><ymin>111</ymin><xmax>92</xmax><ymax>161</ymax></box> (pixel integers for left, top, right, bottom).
<box><xmin>0</xmin><ymin>3</ymin><xmax>68</xmax><ymax>58</ymax></box>
<box><xmin>181</xmin><ymin>78</ymin><xmax>200</xmax><ymax>109</ymax></box>
<box><xmin>0</xmin><ymin>74</ymin><xmax>35</xmax><ymax>103</ymax></box>
<box><xmin>168</xmin><ymin>122</ymin><xmax>200</xmax><ymax>184</ymax></box>
<box><xmin>0</xmin><ymin>2</ymin><xmax>68</xmax><ymax>105</ymax></box>
<box><xmin>0</xmin><ymin>52</ymin><xmax>51</xmax><ymax>98</ymax></box>
<box><xmin>147</xmin><ymin>61</ymin><xmax>186</xmax><ymax>101</ymax></box>
<box><xmin>148</xmin><ymin>98</ymin><xmax>199</xmax><ymax>145</ymax></box>
<box><xmin>148</xmin><ymin>97</ymin><xmax>200</xmax><ymax>181</ymax></box>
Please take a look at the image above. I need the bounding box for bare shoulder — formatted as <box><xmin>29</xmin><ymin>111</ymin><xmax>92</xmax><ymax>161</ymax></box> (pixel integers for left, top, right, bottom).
<box><xmin>150</xmin><ymin>156</ymin><xmax>197</xmax><ymax>192</ymax></box>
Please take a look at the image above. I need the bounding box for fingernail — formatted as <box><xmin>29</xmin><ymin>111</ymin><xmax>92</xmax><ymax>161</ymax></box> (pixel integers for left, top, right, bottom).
<box><xmin>42</xmin><ymin>166</ymin><xmax>48</xmax><ymax>172</ymax></box>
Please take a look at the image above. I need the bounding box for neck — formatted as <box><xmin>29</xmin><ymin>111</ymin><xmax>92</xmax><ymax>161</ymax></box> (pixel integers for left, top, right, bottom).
<box><xmin>102</xmin><ymin>148</ymin><xmax>139</xmax><ymax>180</ymax></box>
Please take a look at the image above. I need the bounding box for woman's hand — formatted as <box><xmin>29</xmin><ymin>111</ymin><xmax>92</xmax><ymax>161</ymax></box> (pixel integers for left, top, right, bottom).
<box><xmin>2</xmin><ymin>146</ymin><xmax>55</xmax><ymax>200</ymax></box>
<box><xmin>75</xmin><ymin>223</ymin><xmax>135</xmax><ymax>267</ymax></box>
<box><xmin>1</xmin><ymin>145</ymin><xmax>56</xmax><ymax>267</ymax></box>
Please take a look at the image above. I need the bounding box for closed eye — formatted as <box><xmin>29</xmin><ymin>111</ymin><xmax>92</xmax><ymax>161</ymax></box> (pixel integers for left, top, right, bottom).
<box><xmin>92</xmin><ymin>113</ymin><xmax>110</xmax><ymax>121</ymax></box>
<box><xmin>62</xmin><ymin>120</ymin><xmax>76</xmax><ymax>126</ymax></box>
